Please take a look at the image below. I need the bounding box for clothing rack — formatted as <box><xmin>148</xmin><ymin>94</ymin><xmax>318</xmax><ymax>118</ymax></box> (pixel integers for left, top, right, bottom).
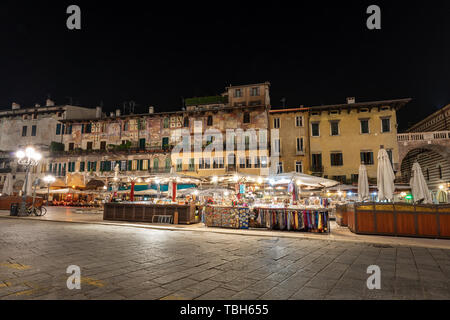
<box><xmin>255</xmin><ymin>208</ymin><xmax>330</xmax><ymax>233</ymax></box>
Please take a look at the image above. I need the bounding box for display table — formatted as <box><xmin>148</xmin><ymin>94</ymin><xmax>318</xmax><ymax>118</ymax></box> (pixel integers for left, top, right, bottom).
<box><xmin>203</xmin><ymin>206</ymin><xmax>250</xmax><ymax>229</ymax></box>
<box><xmin>340</xmin><ymin>203</ymin><xmax>450</xmax><ymax>238</ymax></box>
<box><xmin>103</xmin><ymin>202</ymin><xmax>197</xmax><ymax>224</ymax></box>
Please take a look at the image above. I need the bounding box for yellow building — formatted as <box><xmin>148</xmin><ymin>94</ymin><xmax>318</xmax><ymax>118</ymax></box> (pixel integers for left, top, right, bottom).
<box><xmin>308</xmin><ymin>98</ymin><xmax>411</xmax><ymax>184</ymax></box>
<box><xmin>269</xmin><ymin>108</ymin><xmax>310</xmax><ymax>174</ymax></box>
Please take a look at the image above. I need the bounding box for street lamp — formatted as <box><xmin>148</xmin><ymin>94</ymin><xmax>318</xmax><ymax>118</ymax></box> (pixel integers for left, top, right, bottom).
<box><xmin>16</xmin><ymin>147</ymin><xmax>42</xmax><ymax>216</ymax></box>
<box><xmin>43</xmin><ymin>175</ymin><xmax>56</xmax><ymax>206</ymax></box>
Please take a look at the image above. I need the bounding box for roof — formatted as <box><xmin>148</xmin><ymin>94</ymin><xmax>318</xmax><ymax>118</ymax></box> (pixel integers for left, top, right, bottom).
<box><xmin>406</xmin><ymin>103</ymin><xmax>450</xmax><ymax>132</ymax></box>
<box><xmin>309</xmin><ymin>98</ymin><xmax>412</xmax><ymax>111</ymax></box>
<box><xmin>225</xmin><ymin>82</ymin><xmax>271</xmax><ymax>89</ymax></box>
<box><xmin>269</xmin><ymin>107</ymin><xmax>309</xmax><ymax>113</ymax></box>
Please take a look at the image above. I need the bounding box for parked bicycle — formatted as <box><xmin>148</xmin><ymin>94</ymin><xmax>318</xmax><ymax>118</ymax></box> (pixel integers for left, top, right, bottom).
<box><xmin>26</xmin><ymin>204</ymin><xmax>47</xmax><ymax>217</ymax></box>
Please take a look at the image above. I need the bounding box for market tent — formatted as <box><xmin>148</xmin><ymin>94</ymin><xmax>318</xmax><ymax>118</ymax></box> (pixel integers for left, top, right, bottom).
<box><xmin>66</xmin><ymin>173</ymin><xmax>86</xmax><ymax>188</ymax></box>
<box><xmin>50</xmin><ymin>178</ymin><xmax>67</xmax><ymax>188</ymax></box>
<box><xmin>269</xmin><ymin>172</ymin><xmax>339</xmax><ymax>188</ymax></box>
<box><xmin>409</xmin><ymin>162</ymin><xmax>432</xmax><ymax>204</ymax></box>
<box><xmin>377</xmin><ymin>149</ymin><xmax>395</xmax><ymax>201</ymax></box>
<box><xmin>198</xmin><ymin>188</ymin><xmax>235</xmax><ymax>197</ymax></box>
<box><xmin>84</xmin><ymin>179</ymin><xmax>105</xmax><ymax>190</ymax></box>
<box><xmin>358</xmin><ymin>164</ymin><xmax>370</xmax><ymax>201</ymax></box>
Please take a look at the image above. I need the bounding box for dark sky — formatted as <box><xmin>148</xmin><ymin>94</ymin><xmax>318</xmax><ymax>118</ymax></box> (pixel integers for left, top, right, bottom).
<box><xmin>0</xmin><ymin>1</ymin><xmax>449</xmax><ymax>131</ymax></box>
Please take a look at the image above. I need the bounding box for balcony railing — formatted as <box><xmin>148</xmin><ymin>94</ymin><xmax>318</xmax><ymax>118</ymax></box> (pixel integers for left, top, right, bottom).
<box><xmin>397</xmin><ymin>131</ymin><xmax>450</xmax><ymax>142</ymax></box>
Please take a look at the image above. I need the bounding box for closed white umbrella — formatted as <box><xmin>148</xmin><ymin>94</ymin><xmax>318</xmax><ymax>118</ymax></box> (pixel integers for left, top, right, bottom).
<box><xmin>21</xmin><ymin>172</ymin><xmax>34</xmax><ymax>196</ymax></box>
<box><xmin>410</xmin><ymin>162</ymin><xmax>432</xmax><ymax>204</ymax></box>
<box><xmin>2</xmin><ymin>173</ymin><xmax>13</xmax><ymax>195</ymax></box>
<box><xmin>377</xmin><ymin>149</ymin><xmax>395</xmax><ymax>201</ymax></box>
<box><xmin>358</xmin><ymin>164</ymin><xmax>369</xmax><ymax>201</ymax></box>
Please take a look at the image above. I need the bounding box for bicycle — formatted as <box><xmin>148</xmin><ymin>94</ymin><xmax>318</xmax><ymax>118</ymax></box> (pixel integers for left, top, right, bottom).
<box><xmin>26</xmin><ymin>205</ymin><xmax>47</xmax><ymax>217</ymax></box>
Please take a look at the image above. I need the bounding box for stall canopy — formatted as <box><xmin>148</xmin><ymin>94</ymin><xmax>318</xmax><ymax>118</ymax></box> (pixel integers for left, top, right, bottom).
<box><xmin>269</xmin><ymin>172</ymin><xmax>339</xmax><ymax>188</ymax></box>
<box><xmin>36</xmin><ymin>188</ymin><xmax>79</xmax><ymax>194</ymax></box>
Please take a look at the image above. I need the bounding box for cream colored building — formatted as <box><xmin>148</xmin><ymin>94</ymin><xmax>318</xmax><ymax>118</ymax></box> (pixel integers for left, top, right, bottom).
<box><xmin>269</xmin><ymin>108</ymin><xmax>309</xmax><ymax>174</ymax></box>
<box><xmin>308</xmin><ymin>98</ymin><xmax>411</xmax><ymax>184</ymax></box>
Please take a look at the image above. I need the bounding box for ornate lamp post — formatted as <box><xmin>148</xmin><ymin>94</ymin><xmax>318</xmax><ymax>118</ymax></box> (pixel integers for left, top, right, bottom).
<box><xmin>43</xmin><ymin>175</ymin><xmax>56</xmax><ymax>205</ymax></box>
<box><xmin>16</xmin><ymin>147</ymin><xmax>42</xmax><ymax>216</ymax></box>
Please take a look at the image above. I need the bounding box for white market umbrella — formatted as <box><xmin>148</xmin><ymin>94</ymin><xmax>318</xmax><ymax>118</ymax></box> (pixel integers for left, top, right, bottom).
<box><xmin>409</xmin><ymin>162</ymin><xmax>432</xmax><ymax>204</ymax></box>
<box><xmin>2</xmin><ymin>173</ymin><xmax>13</xmax><ymax>195</ymax></box>
<box><xmin>377</xmin><ymin>149</ymin><xmax>395</xmax><ymax>201</ymax></box>
<box><xmin>437</xmin><ymin>190</ymin><xmax>448</xmax><ymax>203</ymax></box>
<box><xmin>21</xmin><ymin>172</ymin><xmax>34</xmax><ymax>196</ymax></box>
<box><xmin>358</xmin><ymin>164</ymin><xmax>370</xmax><ymax>201</ymax></box>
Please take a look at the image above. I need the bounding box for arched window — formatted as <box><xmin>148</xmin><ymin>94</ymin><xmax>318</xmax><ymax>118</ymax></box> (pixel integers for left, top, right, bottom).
<box><xmin>153</xmin><ymin>158</ymin><xmax>159</xmax><ymax>170</ymax></box>
<box><xmin>438</xmin><ymin>164</ymin><xmax>443</xmax><ymax>179</ymax></box>
<box><xmin>165</xmin><ymin>158</ymin><xmax>171</xmax><ymax>169</ymax></box>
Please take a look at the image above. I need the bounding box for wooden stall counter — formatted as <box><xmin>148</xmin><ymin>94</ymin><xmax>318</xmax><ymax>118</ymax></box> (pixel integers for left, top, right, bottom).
<box><xmin>337</xmin><ymin>203</ymin><xmax>450</xmax><ymax>239</ymax></box>
<box><xmin>0</xmin><ymin>196</ymin><xmax>43</xmax><ymax>210</ymax></box>
<box><xmin>103</xmin><ymin>202</ymin><xmax>197</xmax><ymax>224</ymax></box>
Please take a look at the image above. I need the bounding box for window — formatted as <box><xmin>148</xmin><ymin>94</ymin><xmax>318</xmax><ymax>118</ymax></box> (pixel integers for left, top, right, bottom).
<box><xmin>381</xmin><ymin>118</ymin><xmax>391</xmax><ymax>133</ymax></box>
<box><xmin>162</xmin><ymin>118</ymin><xmax>169</xmax><ymax>129</ymax></box>
<box><xmin>207</xmin><ymin>115</ymin><xmax>213</xmax><ymax>126</ymax></box>
<box><xmin>296</xmin><ymin>137</ymin><xmax>304</xmax><ymax>152</ymax></box>
<box><xmin>274</xmin><ymin>139</ymin><xmax>281</xmax><ymax>153</ymax></box>
<box><xmin>438</xmin><ymin>164</ymin><xmax>443</xmax><ymax>179</ymax></box>
<box><xmin>100</xmin><ymin>141</ymin><xmax>106</xmax><ymax>150</ymax></box>
<box><xmin>204</xmin><ymin>158</ymin><xmax>210</xmax><ymax>169</ymax></box>
<box><xmin>273</xmin><ymin>118</ymin><xmax>280</xmax><ymax>128</ymax></box>
<box><xmin>153</xmin><ymin>158</ymin><xmax>159</xmax><ymax>170</ymax></box>
<box><xmin>234</xmin><ymin>89</ymin><xmax>242</xmax><ymax>98</ymax></box>
<box><xmin>79</xmin><ymin>161</ymin><xmax>85</xmax><ymax>172</ymax></box>
<box><xmin>296</xmin><ymin>116</ymin><xmax>303</xmax><ymax>127</ymax></box>
<box><xmin>277</xmin><ymin>162</ymin><xmax>283</xmax><ymax>174</ymax></box>
<box><xmin>188</xmin><ymin>158</ymin><xmax>195</xmax><ymax>171</ymax></box>
<box><xmin>250</xmin><ymin>87</ymin><xmax>260</xmax><ymax>96</ymax></box>
<box><xmin>176</xmin><ymin>159</ymin><xmax>182</xmax><ymax>172</ymax></box>
<box><xmin>139</xmin><ymin>138</ymin><xmax>146</xmax><ymax>150</ymax></box>
<box><xmin>22</xmin><ymin>126</ymin><xmax>27</xmax><ymax>136</ymax></box>
<box><xmin>330</xmin><ymin>121</ymin><xmax>339</xmax><ymax>136</ymax></box>
<box><xmin>351</xmin><ymin>174</ymin><xmax>359</xmax><ymax>183</ymax></box>
<box><xmin>254</xmin><ymin>157</ymin><xmax>260</xmax><ymax>168</ymax></box>
<box><xmin>68</xmin><ymin>143</ymin><xmax>74</xmax><ymax>151</ymax></box>
<box><xmin>162</xmin><ymin>137</ymin><xmax>169</xmax><ymax>148</ymax></box>
<box><xmin>243</xmin><ymin>112</ymin><xmax>250</xmax><ymax>124</ymax></box>
<box><xmin>239</xmin><ymin>158</ymin><xmax>246</xmax><ymax>169</ymax></box>
<box><xmin>86</xmin><ymin>142</ymin><xmax>93</xmax><ymax>150</ymax></box>
<box><xmin>426</xmin><ymin>168</ymin><xmax>430</xmax><ymax>181</ymax></box>
<box><xmin>31</xmin><ymin>125</ymin><xmax>37</xmax><ymax>136</ymax></box>
<box><xmin>183</xmin><ymin>117</ymin><xmax>189</xmax><ymax>128</ymax></box>
<box><xmin>331</xmin><ymin>152</ymin><xmax>343</xmax><ymax>166</ymax></box>
<box><xmin>311</xmin><ymin>153</ymin><xmax>322</xmax><ymax>171</ymax></box>
<box><xmin>360</xmin><ymin>119</ymin><xmax>369</xmax><ymax>134</ymax></box>
<box><xmin>246</xmin><ymin>157</ymin><xmax>252</xmax><ymax>168</ymax></box>
<box><xmin>199</xmin><ymin>158</ymin><xmax>205</xmax><ymax>169</ymax></box>
<box><xmin>333</xmin><ymin>175</ymin><xmax>347</xmax><ymax>184</ymax></box>
<box><xmin>261</xmin><ymin>156</ymin><xmax>268</xmax><ymax>168</ymax></box>
<box><xmin>295</xmin><ymin>161</ymin><xmax>303</xmax><ymax>173</ymax></box>
<box><xmin>360</xmin><ymin>151</ymin><xmax>374</xmax><ymax>165</ymax></box>
<box><xmin>85</xmin><ymin>123</ymin><xmax>92</xmax><ymax>134</ymax></box>
<box><xmin>55</xmin><ymin>124</ymin><xmax>62</xmax><ymax>135</ymax></box>
<box><xmin>311</xmin><ymin>122</ymin><xmax>320</xmax><ymax>136</ymax></box>
<box><xmin>165</xmin><ymin>158</ymin><xmax>171</xmax><ymax>169</ymax></box>
<box><xmin>66</xmin><ymin>124</ymin><xmax>73</xmax><ymax>134</ymax></box>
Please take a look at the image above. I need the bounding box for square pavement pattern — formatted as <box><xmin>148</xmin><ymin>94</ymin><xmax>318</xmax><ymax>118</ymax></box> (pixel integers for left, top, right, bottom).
<box><xmin>0</xmin><ymin>219</ymin><xmax>449</xmax><ymax>300</ymax></box>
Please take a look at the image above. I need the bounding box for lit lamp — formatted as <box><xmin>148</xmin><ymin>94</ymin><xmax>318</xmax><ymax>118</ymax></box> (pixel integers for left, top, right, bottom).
<box><xmin>16</xmin><ymin>147</ymin><xmax>42</xmax><ymax>216</ymax></box>
<box><xmin>43</xmin><ymin>175</ymin><xmax>56</xmax><ymax>206</ymax></box>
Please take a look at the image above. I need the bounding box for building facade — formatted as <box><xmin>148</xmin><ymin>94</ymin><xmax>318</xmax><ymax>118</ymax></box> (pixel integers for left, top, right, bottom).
<box><xmin>269</xmin><ymin>108</ymin><xmax>310</xmax><ymax>174</ymax></box>
<box><xmin>0</xmin><ymin>100</ymin><xmax>98</xmax><ymax>191</ymax></box>
<box><xmin>307</xmin><ymin>98</ymin><xmax>411</xmax><ymax>184</ymax></box>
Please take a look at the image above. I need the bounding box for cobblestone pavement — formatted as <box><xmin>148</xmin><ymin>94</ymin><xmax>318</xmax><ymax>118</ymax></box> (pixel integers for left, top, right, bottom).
<box><xmin>0</xmin><ymin>219</ymin><xmax>449</xmax><ymax>300</ymax></box>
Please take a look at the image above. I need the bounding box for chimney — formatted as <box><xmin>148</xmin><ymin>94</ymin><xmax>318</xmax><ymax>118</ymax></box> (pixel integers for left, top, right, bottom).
<box><xmin>95</xmin><ymin>106</ymin><xmax>102</xmax><ymax>119</ymax></box>
<box><xmin>346</xmin><ymin>97</ymin><xmax>355</xmax><ymax>104</ymax></box>
<box><xmin>149</xmin><ymin>106</ymin><xmax>154</xmax><ymax>114</ymax></box>
<box><xmin>46</xmin><ymin>99</ymin><xmax>55</xmax><ymax>107</ymax></box>
<box><xmin>12</xmin><ymin>102</ymin><xmax>20</xmax><ymax>110</ymax></box>
<box><xmin>35</xmin><ymin>103</ymin><xmax>41</xmax><ymax>108</ymax></box>
<box><xmin>116</xmin><ymin>109</ymin><xmax>121</xmax><ymax>117</ymax></box>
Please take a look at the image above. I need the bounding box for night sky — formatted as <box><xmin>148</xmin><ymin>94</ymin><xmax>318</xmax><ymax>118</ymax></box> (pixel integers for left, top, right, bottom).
<box><xmin>0</xmin><ymin>1</ymin><xmax>449</xmax><ymax>131</ymax></box>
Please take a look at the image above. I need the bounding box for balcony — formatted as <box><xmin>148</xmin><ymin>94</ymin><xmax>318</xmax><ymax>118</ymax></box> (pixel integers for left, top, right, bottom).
<box><xmin>51</xmin><ymin>145</ymin><xmax>174</xmax><ymax>157</ymax></box>
<box><xmin>310</xmin><ymin>165</ymin><xmax>324</xmax><ymax>175</ymax></box>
